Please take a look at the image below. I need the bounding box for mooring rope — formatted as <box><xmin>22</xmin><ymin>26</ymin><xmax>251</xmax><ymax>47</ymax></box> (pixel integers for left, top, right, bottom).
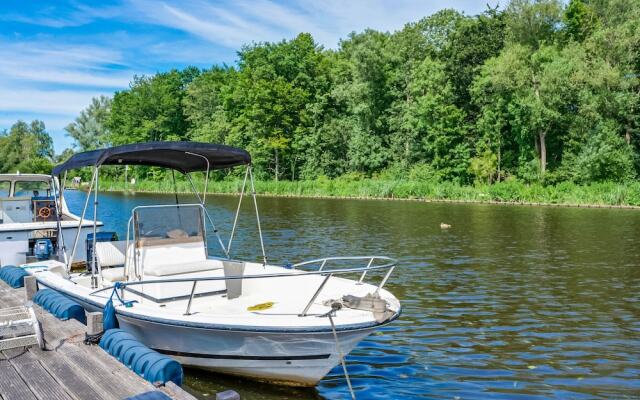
<box><xmin>325</xmin><ymin>302</ymin><xmax>356</xmax><ymax>400</ymax></box>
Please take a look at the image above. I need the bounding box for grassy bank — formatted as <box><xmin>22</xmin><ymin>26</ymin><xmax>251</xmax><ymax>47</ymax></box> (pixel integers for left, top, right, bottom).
<box><xmin>96</xmin><ymin>177</ymin><xmax>640</xmax><ymax>208</ymax></box>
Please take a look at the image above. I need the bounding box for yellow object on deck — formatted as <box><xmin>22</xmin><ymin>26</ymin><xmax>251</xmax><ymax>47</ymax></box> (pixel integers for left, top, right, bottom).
<box><xmin>247</xmin><ymin>302</ymin><xmax>275</xmax><ymax>311</ymax></box>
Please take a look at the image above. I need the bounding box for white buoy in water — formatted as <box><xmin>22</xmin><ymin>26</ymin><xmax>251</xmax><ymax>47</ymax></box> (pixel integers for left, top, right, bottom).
<box><xmin>440</xmin><ymin>223</ymin><xmax>451</xmax><ymax>229</ymax></box>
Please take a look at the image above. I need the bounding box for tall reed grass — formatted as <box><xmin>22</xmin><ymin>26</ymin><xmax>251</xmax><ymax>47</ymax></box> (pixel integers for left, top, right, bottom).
<box><xmin>97</xmin><ymin>177</ymin><xmax>640</xmax><ymax>207</ymax></box>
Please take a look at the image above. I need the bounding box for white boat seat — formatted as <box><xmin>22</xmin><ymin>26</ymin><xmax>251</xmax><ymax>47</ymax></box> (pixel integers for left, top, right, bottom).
<box><xmin>139</xmin><ymin>240</ymin><xmax>212</xmax><ymax>277</ymax></box>
<box><xmin>144</xmin><ymin>259</ymin><xmax>223</xmax><ymax>277</ymax></box>
<box><xmin>95</xmin><ymin>241</ymin><xmax>127</xmax><ymax>267</ymax></box>
<box><xmin>96</xmin><ymin>241</ymin><xmax>129</xmax><ymax>283</ymax></box>
<box><xmin>102</xmin><ymin>267</ymin><xmax>125</xmax><ymax>283</ymax></box>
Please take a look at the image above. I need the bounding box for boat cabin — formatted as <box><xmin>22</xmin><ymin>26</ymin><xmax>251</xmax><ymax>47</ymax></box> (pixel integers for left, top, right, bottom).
<box><xmin>0</xmin><ymin>173</ymin><xmax>98</xmax><ymax>267</ymax></box>
<box><xmin>0</xmin><ymin>174</ymin><xmax>56</xmax><ymax>225</ymax></box>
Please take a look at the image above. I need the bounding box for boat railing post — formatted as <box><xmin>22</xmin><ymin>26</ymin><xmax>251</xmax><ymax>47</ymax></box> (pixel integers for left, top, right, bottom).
<box><xmin>125</xmin><ymin>216</ymin><xmax>133</xmax><ymax>280</ymax></box>
<box><xmin>299</xmin><ymin>273</ymin><xmax>332</xmax><ymax>317</ymax></box>
<box><xmin>67</xmin><ymin>167</ymin><xmax>97</xmax><ymax>273</ymax></box>
<box><xmin>184</xmin><ymin>281</ymin><xmax>198</xmax><ymax>315</ymax></box>
<box><xmin>357</xmin><ymin>257</ymin><xmax>375</xmax><ymax>285</ymax></box>
<box><xmin>318</xmin><ymin>259</ymin><xmax>327</xmax><ymax>272</ymax></box>
<box><xmin>375</xmin><ymin>266</ymin><xmax>395</xmax><ymax>295</ymax></box>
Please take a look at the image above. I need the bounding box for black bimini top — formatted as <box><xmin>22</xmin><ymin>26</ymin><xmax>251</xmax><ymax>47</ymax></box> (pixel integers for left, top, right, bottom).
<box><xmin>52</xmin><ymin>142</ymin><xmax>251</xmax><ymax>176</ymax></box>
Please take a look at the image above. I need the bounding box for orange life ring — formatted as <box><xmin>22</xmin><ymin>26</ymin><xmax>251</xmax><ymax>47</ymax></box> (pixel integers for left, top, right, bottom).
<box><xmin>38</xmin><ymin>207</ymin><xmax>52</xmax><ymax>220</ymax></box>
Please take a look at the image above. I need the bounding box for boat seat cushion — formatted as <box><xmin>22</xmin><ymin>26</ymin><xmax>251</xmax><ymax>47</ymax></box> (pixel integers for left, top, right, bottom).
<box><xmin>102</xmin><ymin>266</ymin><xmax>126</xmax><ymax>283</ymax></box>
<box><xmin>140</xmin><ymin>241</ymin><xmax>210</xmax><ymax>276</ymax></box>
<box><xmin>96</xmin><ymin>241</ymin><xmax>128</xmax><ymax>267</ymax></box>
<box><xmin>143</xmin><ymin>259</ymin><xmax>222</xmax><ymax>277</ymax></box>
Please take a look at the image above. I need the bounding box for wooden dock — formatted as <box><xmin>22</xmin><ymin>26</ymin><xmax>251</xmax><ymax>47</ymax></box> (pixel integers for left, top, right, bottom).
<box><xmin>0</xmin><ymin>280</ymin><xmax>196</xmax><ymax>400</ymax></box>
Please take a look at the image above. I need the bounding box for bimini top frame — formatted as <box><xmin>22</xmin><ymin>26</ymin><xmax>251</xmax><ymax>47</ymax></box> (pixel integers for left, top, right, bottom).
<box><xmin>52</xmin><ymin>141</ymin><xmax>251</xmax><ymax>176</ymax></box>
<box><xmin>51</xmin><ymin>141</ymin><xmax>266</xmax><ymax>284</ymax></box>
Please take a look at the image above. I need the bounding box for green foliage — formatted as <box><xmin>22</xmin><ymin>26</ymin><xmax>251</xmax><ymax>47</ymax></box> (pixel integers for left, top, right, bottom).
<box><xmin>65</xmin><ymin>95</ymin><xmax>112</xmax><ymax>151</ymax></box>
<box><xmin>469</xmin><ymin>151</ymin><xmax>498</xmax><ymax>183</ymax></box>
<box><xmin>61</xmin><ymin>0</ymin><xmax>640</xmax><ymax>193</ymax></box>
<box><xmin>505</xmin><ymin>0</ymin><xmax>564</xmax><ymax>48</ymax></box>
<box><xmin>0</xmin><ymin>121</ymin><xmax>54</xmax><ymax>173</ymax></box>
<box><xmin>566</xmin><ymin>121</ymin><xmax>636</xmax><ymax>183</ymax></box>
<box><xmin>108</xmin><ymin>69</ymin><xmax>198</xmax><ymax>144</ymax></box>
<box><xmin>564</xmin><ymin>0</ymin><xmax>599</xmax><ymax>42</ymax></box>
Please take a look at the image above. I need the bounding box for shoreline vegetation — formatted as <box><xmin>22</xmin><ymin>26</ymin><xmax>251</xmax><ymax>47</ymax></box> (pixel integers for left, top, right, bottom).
<box><xmin>94</xmin><ymin>178</ymin><xmax>640</xmax><ymax>209</ymax></box>
<box><xmin>3</xmin><ymin>1</ymin><xmax>638</xmax><ymax>213</ymax></box>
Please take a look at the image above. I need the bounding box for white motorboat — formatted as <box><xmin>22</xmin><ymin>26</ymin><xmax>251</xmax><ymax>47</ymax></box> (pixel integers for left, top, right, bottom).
<box><xmin>22</xmin><ymin>142</ymin><xmax>401</xmax><ymax>386</ymax></box>
<box><xmin>0</xmin><ymin>173</ymin><xmax>98</xmax><ymax>267</ymax></box>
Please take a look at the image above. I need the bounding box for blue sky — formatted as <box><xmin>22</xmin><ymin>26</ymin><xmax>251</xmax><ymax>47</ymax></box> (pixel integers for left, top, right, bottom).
<box><xmin>1</xmin><ymin>0</ymin><xmax>495</xmax><ymax>154</ymax></box>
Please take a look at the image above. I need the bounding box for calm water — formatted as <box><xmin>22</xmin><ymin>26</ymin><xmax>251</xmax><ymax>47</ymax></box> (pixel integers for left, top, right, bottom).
<box><xmin>65</xmin><ymin>191</ymin><xmax>640</xmax><ymax>399</ymax></box>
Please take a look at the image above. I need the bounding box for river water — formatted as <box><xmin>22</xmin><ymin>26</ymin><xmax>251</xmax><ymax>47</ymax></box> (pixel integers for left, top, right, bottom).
<box><xmin>65</xmin><ymin>191</ymin><xmax>640</xmax><ymax>399</ymax></box>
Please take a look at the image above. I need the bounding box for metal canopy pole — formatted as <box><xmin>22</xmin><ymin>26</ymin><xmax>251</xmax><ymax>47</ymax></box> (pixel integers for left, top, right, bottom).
<box><xmin>53</xmin><ymin>175</ymin><xmax>68</xmax><ymax>265</ymax></box>
<box><xmin>67</xmin><ymin>167</ymin><xmax>97</xmax><ymax>273</ymax></box>
<box><xmin>185</xmin><ymin>172</ymin><xmax>229</xmax><ymax>258</ymax></box>
<box><xmin>91</xmin><ymin>167</ymin><xmax>99</xmax><ymax>288</ymax></box>
<box><xmin>227</xmin><ymin>166</ymin><xmax>249</xmax><ymax>255</ymax></box>
<box><xmin>185</xmin><ymin>151</ymin><xmax>210</xmax><ymax>203</ymax></box>
<box><xmin>248</xmin><ymin>166</ymin><xmax>267</xmax><ymax>266</ymax></box>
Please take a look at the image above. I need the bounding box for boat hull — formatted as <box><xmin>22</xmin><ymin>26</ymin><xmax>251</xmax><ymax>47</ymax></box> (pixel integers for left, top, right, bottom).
<box><xmin>116</xmin><ymin>313</ymin><xmax>373</xmax><ymax>386</ymax></box>
<box><xmin>34</xmin><ymin>265</ymin><xmax>400</xmax><ymax>387</ymax></box>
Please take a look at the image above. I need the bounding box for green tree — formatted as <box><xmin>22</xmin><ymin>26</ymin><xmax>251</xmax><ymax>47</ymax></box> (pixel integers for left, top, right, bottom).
<box><xmin>442</xmin><ymin>7</ymin><xmax>506</xmax><ymax>111</ymax></box>
<box><xmin>65</xmin><ymin>95</ymin><xmax>112</xmax><ymax>151</ymax></box>
<box><xmin>56</xmin><ymin>148</ymin><xmax>75</xmax><ymax>163</ymax></box>
<box><xmin>567</xmin><ymin>121</ymin><xmax>636</xmax><ymax>182</ymax></box>
<box><xmin>505</xmin><ymin>0</ymin><xmax>564</xmax><ymax>48</ymax></box>
<box><xmin>184</xmin><ymin>66</ymin><xmax>234</xmax><ymax>144</ymax></box>
<box><xmin>564</xmin><ymin>0</ymin><xmax>599</xmax><ymax>42</ymax></box>
<box><xmin>0</xmin><ymin>121</ymin><xmax>54</xmax><ymax>174</ymax></box>
<box><xmin>107</xmin><ymin>69</ymin><xmax>198</xmax><ymax>145</ymax></box>
<box><xmin>226</xmin><ymin>33</ymin><xmax>330</xmax><ymax>179</ymax></box>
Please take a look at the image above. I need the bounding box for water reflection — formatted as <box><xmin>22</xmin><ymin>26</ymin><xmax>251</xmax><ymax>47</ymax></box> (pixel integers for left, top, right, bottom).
<box><xmin>65</xmin><ymin>191</ymin><xmax>640</xmax><ymax>399</ymax></box>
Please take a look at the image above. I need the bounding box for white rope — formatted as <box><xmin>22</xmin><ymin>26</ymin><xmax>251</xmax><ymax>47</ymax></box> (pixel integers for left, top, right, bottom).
<box><xmin>328</xmin><ymin>314</ymin><xmax>356</xmax><ymax>400</ymax></box>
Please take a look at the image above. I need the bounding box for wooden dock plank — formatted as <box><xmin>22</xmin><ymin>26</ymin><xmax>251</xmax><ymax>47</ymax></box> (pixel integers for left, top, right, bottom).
<box><xmin>64</xmin><ymin>348</ymin><xmax>152</xmax><ymax>399</ymax></box>
<box><xmin>0</xmin><ymin>365</ymin><xmax>38</xmax><ymax>400</ymax></box>
<box><xmin>0</xmin><ymin>280</ymin><xmax>170</xmax><ymax>400</ymax></box>
<box><xmin>34</xmin><ymin>349</ymin><xmax>110</xmax><ymax>400</ymax></box>
<box><xmin>10</xmin><ymin>361</ymin><xmax>73</xmax><ymax>400</ymax></box>
<box><xmin>80</xmin><ymin>344</ymin><xmax>158</xmax><ymax>393</ymax></box>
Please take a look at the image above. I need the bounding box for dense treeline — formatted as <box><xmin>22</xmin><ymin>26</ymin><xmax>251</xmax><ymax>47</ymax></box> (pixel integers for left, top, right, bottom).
<box><xmin>4</xmin><ymin>0</ymin><xmax>639</xmax><ymax>190</ymax></box>
<box><xmin>0</xmin><ymin>121</ymin><xmax>55</xmax><ymax>174</ymax></box>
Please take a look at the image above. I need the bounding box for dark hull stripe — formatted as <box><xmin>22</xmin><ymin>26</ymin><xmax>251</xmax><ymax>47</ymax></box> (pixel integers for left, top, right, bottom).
<box><xmin>155</xmin><ymin>348</ymin><xmax>331</xmax><ymax>361</ymax></box>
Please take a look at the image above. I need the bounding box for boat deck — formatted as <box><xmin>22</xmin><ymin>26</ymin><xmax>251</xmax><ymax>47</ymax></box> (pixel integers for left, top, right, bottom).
<box><xmin>0</xmin><ymin>280</ymin><xmax>196</xmax><ymax>400</ymax></box>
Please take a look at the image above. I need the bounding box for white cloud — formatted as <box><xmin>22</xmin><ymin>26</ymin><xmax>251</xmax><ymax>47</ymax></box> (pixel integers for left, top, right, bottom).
<box><xmin>0</xmin><ymin>3</ymin><xmax>124</xmax><ymax>28</ymax></box>
<box><xmin>0</xmin><ymin>38</ymin><xmax>137</xmax><ymax>142</ymax></box>
<box><xmin>126</xmin><ymin>0</ymin><xmax>498</xmax><ymax>49</ymax></box>
<box><xmin>0</xmin><ymin>85</ymin><xmax>108</xmax><ymax>115</ymax></box>
<box><xmin>0</xmin><ymin>40</ymin><xmax>132</xmax><ymax>88</ymax></box>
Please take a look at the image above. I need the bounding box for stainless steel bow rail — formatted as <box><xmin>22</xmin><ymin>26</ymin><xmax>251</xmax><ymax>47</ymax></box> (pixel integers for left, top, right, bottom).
<box><xmin>89</xmin><ymin>256</ymin><xmax>398</xmax><ymax>317</ymax></box>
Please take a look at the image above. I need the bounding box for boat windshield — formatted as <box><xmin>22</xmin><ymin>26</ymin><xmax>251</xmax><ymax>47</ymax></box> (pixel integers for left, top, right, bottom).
<box><xmin>14</xmin><ymin>181</ymin><xmax>51</xmax><ymax>198</ymax></box>
<box><xmin>0</xmin><ymin>181</ymin><xmax>9</xmax><ymax>197</ymax></box>
<box><xmin>134</xmin><ymin>205</ymin><xmax>205</xmax><ymax>246</ymax></box>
